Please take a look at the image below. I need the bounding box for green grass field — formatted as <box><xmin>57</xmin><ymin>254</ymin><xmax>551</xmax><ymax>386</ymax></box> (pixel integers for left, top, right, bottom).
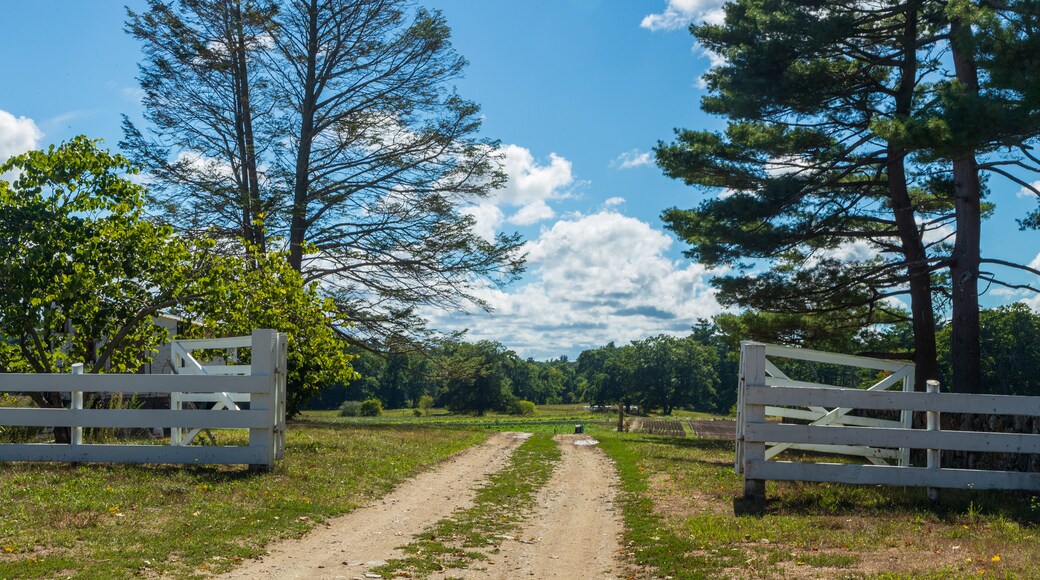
<box><xmin>3</xmin><ymin>407</ymin><xmax>1040</xmax><ymax>578</ymax></box>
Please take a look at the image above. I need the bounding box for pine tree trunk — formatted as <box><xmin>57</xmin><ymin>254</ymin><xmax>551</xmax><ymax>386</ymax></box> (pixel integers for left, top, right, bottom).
<box><xmin>949</xmin><ymin>18</ymin><xmax>983</xmax><ymax>394</ymax></box>
<box><xmin>888</xmin><ymin>2</ymin><xmax>938</xmax><ymax>390</ymax></box>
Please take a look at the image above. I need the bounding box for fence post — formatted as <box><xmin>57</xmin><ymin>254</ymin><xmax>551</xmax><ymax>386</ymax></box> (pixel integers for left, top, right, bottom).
<box><xmin>740</xmin><ymin>341</ymin><xmax>767</xmax><ymax>503</ymax></box>
<box><xmin>274</xmin><ymin>332</ymin><xmax>287</xmax><ymax>460</ymax></box>
<box><xmin>926</xmin><ymin>379</ymin><xmax>941</xmax><ymax>503</ymax></box>
<box><xmin>248</xmin><ymin>329</ymin><xmax>278</xmax><ymax>471</ymax></box>
<box><xmin>70</xmin><ymin>364</ymin><xmax>83</xmax><ymax>447</ymax></box>
<box><xmin>899</xmin><ymin>366</ymin><xmax>915</xmax><ymax>467</ymax></box>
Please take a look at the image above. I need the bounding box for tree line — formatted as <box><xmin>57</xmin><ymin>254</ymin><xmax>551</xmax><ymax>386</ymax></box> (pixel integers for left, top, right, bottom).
<box><xmin>314</xmin><ymin>303</ymin><xmax>1040</xmax><ymax>416</ymax></box>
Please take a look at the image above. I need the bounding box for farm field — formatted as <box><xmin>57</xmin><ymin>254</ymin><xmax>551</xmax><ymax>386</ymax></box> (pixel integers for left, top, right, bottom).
<box><xmin>2</xmin><ymin>408</ymin><xmax>1040</xmax><ymax>578</ymax></box>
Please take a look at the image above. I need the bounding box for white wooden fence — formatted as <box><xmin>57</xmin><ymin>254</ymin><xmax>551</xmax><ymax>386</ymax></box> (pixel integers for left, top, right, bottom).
<box><xmin>737</xmin><ymin>341</ymin><xmax>1040</xmax><ymax>501</ymax></box>
<box><xmin>0</xmin><ymin>329</ymin><xmax>287</xmax><ymax>469</ymax></box>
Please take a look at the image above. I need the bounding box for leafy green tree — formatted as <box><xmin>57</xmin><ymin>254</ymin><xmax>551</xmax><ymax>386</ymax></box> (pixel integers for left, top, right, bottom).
<box><xmin>178</xmin><ymin>247</ymin><xmax>358</xmax><ymax>416</ymax></box>
<box><xmin>937</xmin><ymin>304</ymin><xmax>1040</xmax><ymax>397</ymax></box>
<box><xmin>0</xmin><ymin>138</ymin><xmax>208</xmax><ymax>420</ymax></box>
<box><xmin>433</xmin><ymin>340</ymin><xmax>513</xmax><ymax>415</ymax></box>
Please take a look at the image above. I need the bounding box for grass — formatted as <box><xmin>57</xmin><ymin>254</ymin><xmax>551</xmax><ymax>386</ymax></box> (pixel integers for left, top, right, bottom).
<box><xmin>597</xmin><ymin>429</ymin><xmax>1040</xmax><ymax>578</ymax></box>
<box><xmin>307</xmin><ymin>404</ymin><xmax>618</xmax><ymax>435</ymax></box>
<box><xmin>372</xmin><ymin>432</ymin><xmax>561</xmax><ymax>578</ymax></box>
<box><xmin>6</xmin><ymin>405</ymin><xmax>1040</xmax><ymax>579</ymax></box>
<box><xmin>0</xmin><ymin>422</ymin><xmax>485</xmax><ymax>579</ymax></box>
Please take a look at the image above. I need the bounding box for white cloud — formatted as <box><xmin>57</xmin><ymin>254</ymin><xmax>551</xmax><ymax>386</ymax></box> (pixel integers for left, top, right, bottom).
<box><xmin>604</xmin><ymin>196</ymin><xmax>625</xmax><ymax>207</ymax></box>
<box><xmin>694</xmin><ymin>45</ymin><xmax>726</xmax><ymax>88</ymax></box>
<box><xmin>1029</xmin><ymin>252</ymin><xmax>1040</xmax><ymax>272</ymax></box>
<box><xmin>0</xmin><ymin>110</ymin><xmax>42</xmax><ymax>165</ymax></box>
<box><xmin>496</xmin><ymin>145</ymin><xmax>573</xmax><ymax>206</ymax></box>
<box><xmin>467</xmin><ymin>144</ymin><xmax>575</xmax><ymax>240</ymax></box>
<box><xmin>464</xmin><ymin>202</ymin><xmax>506</xmax><ymax>241</ymax></box>
<box><xmin>641</xmin><ymin>0</ymin><xmax>726</xmax><ymax>31</ymax></box>
<box><xmin>1022</xmin><ymin>294</ymin><xmax>1040</xmax><ymax>312</ymax></box>
<box><xmin>1018</xmin><ymin>180</ymin><xmax>1040</xmax><ymax>199</ymax></box>
<box><xmin>507</xmin><ymin>199</ymin><xmax>555</xmax><ymax>226</ymax></box>
<box><xmin>806</xmin><ymin>239</ymin><xmax>877</xmax><ymax>266</ymax></box>
<box><xmin>611</xmin><ymin>149</ymin><xmax>653</xmax><ymax>170</ymax></box>
<box><xmin>430</xmin><ymin>211</ymin><xmax>725</xmax><ymax>358</ymax></box>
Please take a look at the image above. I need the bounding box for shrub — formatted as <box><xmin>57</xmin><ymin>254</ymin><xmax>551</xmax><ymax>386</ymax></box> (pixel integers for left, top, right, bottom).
<box><xmin>418</xmin><ymin>394</ymin><xmax>434</xmax><ymax>416</ymax></box>
<box><xmin>338</xmin><ymin>400</ymin><xmax>362</xmax><ymax>417</ymax></box>
<box><xmin>360</xmin><ymin>398</ymin><xmax>383</xmax><ymax>417</ymax></box>
<box><xmin>503</xmin><ymin>397</ymin><xmax>536</xmax><ymax>416</ymax></box>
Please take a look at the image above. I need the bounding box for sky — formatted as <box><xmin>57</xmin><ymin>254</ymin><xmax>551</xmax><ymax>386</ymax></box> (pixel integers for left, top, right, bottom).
<box><xmin>1</xmin><ymin>0</ymin><xmax>1039</xmax><ymax>360</ymax></box>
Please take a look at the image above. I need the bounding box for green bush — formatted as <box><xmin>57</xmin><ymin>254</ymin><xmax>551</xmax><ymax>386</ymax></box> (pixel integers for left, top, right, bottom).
<box><xmin>360</xmin><ymin>398</ymin><xmax>383</xmax><ymax>417</ymax></box>
<box><xmin>503</xmin><ymin>397</ymin><xmax>536</xmax><ymax>416</ymax></box>
<box><xmin>418</xmin><ymin>394</ymin><xmax>434</xmax><ymax>415</ymax></box>
<box><xmin>338</xmin><ymin>400</ymin><xmax>362</xmax><ymax>417</ymax></box>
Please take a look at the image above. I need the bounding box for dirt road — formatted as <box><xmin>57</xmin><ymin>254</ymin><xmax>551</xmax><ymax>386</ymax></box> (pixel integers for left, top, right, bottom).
<box><xmin>218</xmin><ymin>432</ymin><xmax>531</xmax><ymax>580</ymax></box>
<box><xmin>451</xmin><ymin>434</ymin><xmax>623</xmax><ymax>579</ymax></box>
<box><xmin>218</xmin><ymin>432</ymin><xmax>623</xmax><ymax>580</ymax></box>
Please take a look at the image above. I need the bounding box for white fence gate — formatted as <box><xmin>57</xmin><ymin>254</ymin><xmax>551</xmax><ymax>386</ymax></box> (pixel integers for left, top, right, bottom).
<box><xmin>737</xmin><ymin>341</ymin><xmax>1040</xmax><ymax>501</ymax></box>
<box><xmin>0</xmin><ymin>329</ymin><xmax>287</xmax><ymax>469</ymax></box>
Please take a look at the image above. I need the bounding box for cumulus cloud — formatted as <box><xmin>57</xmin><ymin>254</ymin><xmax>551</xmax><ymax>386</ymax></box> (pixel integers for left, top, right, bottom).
<box><xmin>641</xmin><ymin>0</ymin><xmax>726</xmax><ymax>31</ymax></box>
<box><xmin>0</xmin><ymin>110</ymin><xmax>42</xmax><ymax>164</ymax></box>
<box><xmin>1029</xmin><ymin>252</ymin><xmax>1040</xmax><ymax>272</ymax></box>
<box><xmin>611</xmin><ymin>149</ymin><xmax>653</xmax><ymax>170</ymax></box>
<box><xmin>463</xmin><ymin>202</ymin><xmax>506</xmax><ymax>241</ymax></box>
<box><xmin>468</xmin><ymin>144</ymin><xmax>575</xmax><ymax>239</ymax></box>
<box><xmin>1018</xmin><ymin>180</ymin><xmax>1040</xmax><ymax>199</ymax></box>
<box><xmin>806</xmin><ymin>239</ymin><xmax>877</xmax><ymax>266</ymax></box>
<box><xmin>430</xmin><ymin>211</ymin><xmax>724</xmax><ymax>358</ymax></box>
<box><xmin>604</xmin><ymin>196</ymin><xmax>625</xmax><ymax>207</ymax></box>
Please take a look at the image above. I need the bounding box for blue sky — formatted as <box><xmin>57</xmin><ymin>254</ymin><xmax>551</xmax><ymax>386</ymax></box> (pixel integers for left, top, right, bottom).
<box><xmin>2</xmin><ymin>0</ymin><xmax>1039</xmax><ymax>359</ymax></box>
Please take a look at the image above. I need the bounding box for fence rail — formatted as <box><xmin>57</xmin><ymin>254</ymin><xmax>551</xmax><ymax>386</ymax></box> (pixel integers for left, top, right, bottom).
<box><xmin>737</xmin><ymin>341</ymin><xmax>1040</xmax><ymax>500</ymax></box>
<box><xmin>0</xmin><ymin>329</ymin><xmax>286</xmax><ymax>469</ymax></box>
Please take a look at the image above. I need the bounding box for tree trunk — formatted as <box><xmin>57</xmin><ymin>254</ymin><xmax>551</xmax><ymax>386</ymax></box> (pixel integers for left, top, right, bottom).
<box><xmin>949</xmin><ymin>17</ymin><xmax>983</xmax><ymax>394</ymax></box>
<box><xmin>889</xmin><ymin>155</ymin><xmax>939</xmax><ymax>390</ymax></box>
<box><xmin>288</xmin><ymin>0</ymin><xmax>321</xmax><ymax>272</ymax></box>
<box><xmin>230</xmin><ymin>0</ymin><xmax>265</xmax><ymax>252</ymax></box>
<box><xmin>887</xmin><ymin>2</ymin><xmax>938</xmax><ymax>390</ymax></box>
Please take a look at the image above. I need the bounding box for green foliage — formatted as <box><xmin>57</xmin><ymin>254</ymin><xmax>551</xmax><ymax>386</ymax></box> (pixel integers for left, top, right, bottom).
<box><xmin>338</xmin><ymin>400</ymin><xmax>363</xmax><ymax>417</ymax></box>
<box><xmin>517</xmin><ymin>400</ymin><xmax>536</xmax><ymax>416</ymax></box>
<box><xmin>0</xmin><ymin>137</ymin><xmax>209</xmax><ymax>418</ymax></box>
<box><xmin>937</xmin><ymin>304</ymin><xmax>1040</xmax><ymax>396</ymax></box>
<box><xmin>434</xmin><ymin>340</ymin><xmax>514</xmax><ymax>416</ymax></box>
<box><xmin>179</xmin><ymin>248</ymin><xmax>358</xmax><ymax>417</ymax></box>
<box><xmin>359</xmin><ymin>398</ymin><xmax>383</xmax><ymax>417</ymax></box>
<box><xmin>125</xmin><ymin>0</ymin><xmax>526</xmax><ymax>348</ymax></box>
<box><xmin>579</xmin><ymin>332</ymin><xmax>720</xmax><ymax>414</ymax></box>
<box><xmin>418</xmin><ymin>394</ymin><xmax>435</xmax><ymax>415</ymax></box>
